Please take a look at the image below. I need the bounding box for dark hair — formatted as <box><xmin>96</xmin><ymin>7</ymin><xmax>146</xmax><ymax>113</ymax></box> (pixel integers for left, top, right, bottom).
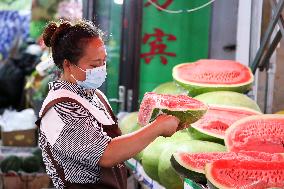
<box><xmin>42</xmin><ymin>20</ymin><xmax>104</xmax><ymax>69</ymax></box>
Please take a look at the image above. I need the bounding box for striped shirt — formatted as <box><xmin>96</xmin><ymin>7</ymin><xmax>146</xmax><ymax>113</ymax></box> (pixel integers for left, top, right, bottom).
<box><xmin>38</xmin><ymin>80</ymin><xmax>113</xmax><ymax>189</ymax></box>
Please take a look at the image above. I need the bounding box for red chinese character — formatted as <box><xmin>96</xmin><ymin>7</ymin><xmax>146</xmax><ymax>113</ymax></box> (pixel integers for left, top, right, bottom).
<box><xmin>141</xmin><ymin>28</ymin><xmax>176</xmax><ymax>65</ymax></box>
<box><xmin>144</xmin><ymin>0</ymin><xmax>173</xmax><ymax>11</ymax></box>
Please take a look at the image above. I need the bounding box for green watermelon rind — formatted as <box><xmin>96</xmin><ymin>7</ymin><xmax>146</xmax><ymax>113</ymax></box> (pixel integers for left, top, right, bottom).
<box><xmin>160</xmin><ymin>108</ymin><xmax>207</xmax><ymax>125</ymax></box>
<box><xmin>190</xmin><ymin>105</ymin><xmax>262</xmax><ymax>143</ymax></box>
<box><xmin>152</xmin><ymin>81</ymin><xmax>188</xmax><ymax>95</ymax></box>
<box><xmin>150</xmin><ymin>108</ymin><xmax>208</xmax><ymax>126</ymax></box>
<box><xmin>170</xmin><ymin>154</ymin><xmax>206</xmax><ymax>184</ymax></box>
<box><xmin>142</xmin><ymin>137</ymin><xmax>174</xmax><ymax>182</ymax></box>
<box><xmin>142</xmin><ymin>131</ymin><xmax>193</xmax><ymax>183</ymax></box>
<box><xmin>224</xmin><ymin>114</ymin><xmax>284</xmax><ymax>153</ymax></box>
<box><xmin>172</xmin><ymin>63</ymin><xmax>254</xmax><ymax>97</ymax></box>
<box><xmin>194</xmin><ymin>91</ymin><xmax>262</xmax><ymax>112</ymax></box>
<box><xmin>158</xmin><ymin>140</ymin><xmax>226</xmax><ymax>189</ymax></box>
<box><xmin>188</xmin><ymin>127</ymin><xmax>224</xmax><ymax>144</ymax></box>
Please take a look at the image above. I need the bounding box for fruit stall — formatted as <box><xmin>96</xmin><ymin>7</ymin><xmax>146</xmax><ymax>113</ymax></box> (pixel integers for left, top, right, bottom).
<box><xmin>1</xmin><ymin>0</ymin><xmax>284</xmax><ymax>189</ymax></box>
<box><xmin>120</xmin><ymin>58</ymin><xmax>284</xmax><ymax>188</ymax></box>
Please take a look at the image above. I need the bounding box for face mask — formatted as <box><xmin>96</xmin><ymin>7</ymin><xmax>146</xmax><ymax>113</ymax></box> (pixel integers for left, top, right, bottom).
<box><xmin>71</xmin><ymin>65</ymin><xmax>107</xmax><ymax>89</ymax></box>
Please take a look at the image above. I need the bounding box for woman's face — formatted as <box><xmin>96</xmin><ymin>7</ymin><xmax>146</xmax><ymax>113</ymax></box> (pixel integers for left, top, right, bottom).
<box><xmin>68</xmin><ymin>37</ymin><xmax>107</xmax><ymax>82</ymax></box>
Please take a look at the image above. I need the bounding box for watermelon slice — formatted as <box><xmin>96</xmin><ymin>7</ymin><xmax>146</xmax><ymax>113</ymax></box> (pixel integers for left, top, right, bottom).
<box><xmin>138</xmin><ymin>92</ymin><xmax>207</xmax><ymax>126</ymax></box>
<box><xmin>190</xmin><ymin>105</ymin><xmax>261</xmax><ymax>141</ymax></box>
<box><xmin>158</xmin><ymin>140</ymin><xmax>226</xmax><ymax>189</ymax></box>
<box><xmin>172</xmin><ymin>59</ymin><xmax>254</xmax><ymax>96</ymax></box>
<box><xmin>205</xmin><ymin>159</ymin><xmax>284</xmax><ymax>189</ymax></box>
<box><xmin>225</xmin><ymin>114</ymin><xmax>284</xmax><ymax>153</ymax></box>
<box><xmin>171</xmin><ymin>151</ymin><xmax>284</xmax><ymax>184</ymax></box>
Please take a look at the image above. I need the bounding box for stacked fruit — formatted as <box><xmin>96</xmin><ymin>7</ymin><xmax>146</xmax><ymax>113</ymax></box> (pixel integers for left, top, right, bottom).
<box><xmin>0</xmin><ymin>148</ymin><xmax>43</xmax><ymax>174</ymax></box>
<box><xmin>120</xmin><ymin>59</ymin><xmax>284</xmax><ymax>189</ymax></box>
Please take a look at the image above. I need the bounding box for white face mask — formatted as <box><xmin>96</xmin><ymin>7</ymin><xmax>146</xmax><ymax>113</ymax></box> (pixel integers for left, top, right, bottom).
<box><xmin>71</xmin><ymin>65</ymin><xmax>107</xmax><ymax>89</ymax></box>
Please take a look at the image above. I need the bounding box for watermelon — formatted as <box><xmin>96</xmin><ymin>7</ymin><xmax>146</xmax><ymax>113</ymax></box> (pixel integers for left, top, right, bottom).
<box><xmin>138</xmin><ymin>92</ymin><xmax>207</xmax><ymax>126</ymax></box>
<box><xmin>152</xmin><ymin>81</ymin><xmax>187</xmax><ymax>95</ymax></box>
<box><xmin>0</xmin><ymin>156</ymin><xmax>22</xmax><ymax>173</ymax></box>
<box><xmin>190</xmin><ymin>105</ymin><xmax>261</xmax><ymax>142</ymax></box>
<box><xmin>158</xmin><ymin>140</ymin><xmax>226</xmax><ymax>189</ymax></box>
<box><xmin>142</xmin><ymin>129</ymin><xmax>192</xmax><ymax>182</ymax></box>
<box><xmin>118</xmin><ymin>112</ymin><xmax>143</xmax><ymax>160</ymax></box>
<box><xmin>172</xmin><ymin>59</ymin><xmax>254</xmax><ymax>96</ymax></box>
<box><xmin>205</xmin><ymin>159</ymin><xmax>284</xmax><ymax>189</ymax></box>
<box><xmin>119</xmin><ymin>112</ymin><xmax>141</xmax><ymax>135</ymax></box>
<box><xmin>194</xmin><ymin>91</ymin><xmax>261</xmax><ymax>112</ymax></box>
<box><xmin>170</xmin><ymin>128</ymin><xmax>192</xmax><ymax>140</ymax></box>
<box><xmin>21</xmin><ymin>156</ymin><xmax>41</xmax><ymax>173</ymax></box>
<box><xmin>142</xmin><ymin>137</ymin><xmax>174</xmax><ymax>182</ymax></box>
<box><xmin>171</xmin><ymin>151</ymin><xmax>284</xmax><ymax>183</ymax></box>
<box><xmin>225</xmin><ymin>114</ymin><xmax>284</xmax><ymax>153</ymax></box>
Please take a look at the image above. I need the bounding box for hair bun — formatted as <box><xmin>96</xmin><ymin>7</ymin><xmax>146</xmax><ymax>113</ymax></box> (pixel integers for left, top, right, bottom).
<box><xmin>43</xmin><ymin>21</ymin><xmax>72</xmax><ymax>48</ymax></box>
<box><xmin>43</xmin><ymin>22</ymin><xmax>58</xmax><ymax>47</ymax></box>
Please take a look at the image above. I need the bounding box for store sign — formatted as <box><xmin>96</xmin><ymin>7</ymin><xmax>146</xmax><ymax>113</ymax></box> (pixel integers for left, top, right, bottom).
<box><xmin>139</xmin><ymin>0</ymin><xmax>211</xmax><ymax>99</ymax></box>
<box><xmin>141</xmin><ymin>28</ymin><xmax>177</xmax><ymax>65</ymax></box>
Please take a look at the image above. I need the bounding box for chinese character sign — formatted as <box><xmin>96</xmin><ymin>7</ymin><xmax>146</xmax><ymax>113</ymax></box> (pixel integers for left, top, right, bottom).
<box><xmin>139</xmin><ymin>0</ymin><xmax>211</xmax><ymax>100</ymax></box>
<box><xmin>141</xmin><ymin>28</ymin><xmax>176</xmax><ymax>65</ymax></box>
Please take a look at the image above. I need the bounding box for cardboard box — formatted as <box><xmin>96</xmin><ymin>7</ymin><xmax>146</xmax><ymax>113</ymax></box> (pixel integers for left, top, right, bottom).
<box><xmin>0</xmin><ymin>173</ymin><xmax>51</xmax><ymax>189</ymax></box>
<box><xmin>1</xmin><ymin>129</ymin><xmax>37</xmax><ymax>147</ymax></box>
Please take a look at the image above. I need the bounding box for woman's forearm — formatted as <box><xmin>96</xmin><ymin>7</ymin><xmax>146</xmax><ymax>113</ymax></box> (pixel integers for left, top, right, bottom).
<box><xmin>99</xmin><ymin>121</ymin><xmax>161</xmax><ymax>167</ymax></box>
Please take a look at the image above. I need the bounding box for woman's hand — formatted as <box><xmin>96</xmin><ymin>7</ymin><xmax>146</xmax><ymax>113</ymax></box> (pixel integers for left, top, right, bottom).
<box><xmin>153</xmin><ymin>114</ymin><xmax>180</xmax><ymax>137</ymax></box>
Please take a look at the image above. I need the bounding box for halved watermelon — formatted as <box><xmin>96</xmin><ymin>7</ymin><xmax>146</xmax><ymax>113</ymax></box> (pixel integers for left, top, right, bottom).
<box><xmin>158</xmin><ymin>140</ymin><xmax>226</xmax><ymax>189</ymax></box>
<box><xmin>172</xmin><ymin>59</ymin><xmax>254</xmax><ymax>96</ymax></box>
<box><xmin>205</xmin><ymin>159</ymin><xmax>284</xmax><ymax>189</ymax></box>
<box><xmin>138</xmin><ymin>92</ymin><xmax>207</xmax><ymax>126</ymax></box>
<box><xmin>225</xmin><ymin>114</ymin><xmax>284</xmax><ymax>153</ymax></box>
<box><xmin>171</xmin><ymin>151</ymin><xmax>284</xmax><ymax>184</ymax></box>
<box><xmin>190</xmin><ymin>105</ymin><xmax>261</xmax><ymax>142</ymax></box>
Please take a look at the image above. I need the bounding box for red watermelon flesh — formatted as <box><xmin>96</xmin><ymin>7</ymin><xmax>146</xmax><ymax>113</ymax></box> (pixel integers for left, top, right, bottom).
<box><xmin>138</xmin><ymin>92</ymin><xmax>207</xmax><ymax>126</ymax></box>
<box><xmin>173</xmin><ymin>151</ymin><xmax>284</xmax><ymax>174</ymax></box>
<box><xmin>174</xmin><ymin>59</ymin><xmax>252</xmax><ymax>85</ymax></box>
<box><xmin>191</xmin><ymin>105</ymin><xmax>261</xmax><ymax>139</ymax></box>
<box><xmin>206</xmin><ymin>159</ymin><xmax>284</xmax><ymax>189</ymax></box>
<box><xmin>225</xmin><ymin>114</ymin><xmax>284</xmax><ymax>153</ymax></box>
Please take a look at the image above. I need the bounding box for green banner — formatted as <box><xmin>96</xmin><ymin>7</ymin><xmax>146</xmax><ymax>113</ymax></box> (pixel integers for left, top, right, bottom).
<box><xmin>139</xmin><ymin>0</ymin><xmax>212</xmax><ymax>100</ymax></box>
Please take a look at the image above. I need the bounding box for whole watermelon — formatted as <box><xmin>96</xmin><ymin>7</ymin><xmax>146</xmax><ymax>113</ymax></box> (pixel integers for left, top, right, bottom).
<box><xmin>21</xmin><ymin>156</ymin><xmax>41</xmax><ymax>173</ymax></box>
<box><xmin>0</xmin><ymin>156</ymin><xmax>22</xmax><ymax>173</ymax></box>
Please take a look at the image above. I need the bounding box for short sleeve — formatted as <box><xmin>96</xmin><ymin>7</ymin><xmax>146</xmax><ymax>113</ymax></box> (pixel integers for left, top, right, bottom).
<box><xmin>44</xmin><ymin>101</ymin><xmax>111</xmax><ymax>167</ymax></box>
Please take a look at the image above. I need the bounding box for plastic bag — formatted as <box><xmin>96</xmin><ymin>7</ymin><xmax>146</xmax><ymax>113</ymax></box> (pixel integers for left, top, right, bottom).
<box><xmin>0</xmin><ymin>108</ymin><xmax>36</xmax><ymax>132</ymax></box>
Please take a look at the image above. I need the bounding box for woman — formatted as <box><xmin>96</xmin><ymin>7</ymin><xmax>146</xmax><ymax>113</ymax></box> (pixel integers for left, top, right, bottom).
<box><xmin>37</xmin><ymin>20</ymin><xmax>180</xmax><ymax>189</ymax></box>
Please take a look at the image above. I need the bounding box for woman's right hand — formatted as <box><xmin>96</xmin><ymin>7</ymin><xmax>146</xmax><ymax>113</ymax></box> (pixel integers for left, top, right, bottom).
<box><xmin>153</xmin><ymin>114</ymin><xmax>180</xmax><ymax>137</ymax></box>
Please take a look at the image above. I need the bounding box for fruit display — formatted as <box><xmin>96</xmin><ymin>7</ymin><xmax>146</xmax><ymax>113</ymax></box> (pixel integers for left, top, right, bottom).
<box><xmin>0</xmin><ymin>156</ymin><xmax>22</xmax><ymax>173</ymax></box>
<box><xmin>205</xmin><ymin>159</ymin><xmax>284</xmax><ymax>189</ymax></box>
<box><xmin>172</xmin><ymin>59</ymin><xmax>253</xmax><ymax>96</ymax></box>
<box><xmin>157</xmin><ymin>140</ymin><xmax>225</xmax><ymax>189</ymax></box>
<box><xmin>124</xmin><ymin>59</ymin><xmax>284</xmax><ymax>189</ymax></box>
<box><xmin>0</xmin><ymin>148</ymin><xmax>44</xmax><ymax>174</ymax></box>
<box><xmin>171</xmin><ymin>151</ymin><xmax>284</xmax><ymax>184</ymax></box>
<box><xmin>225</xmin><ymin>114</ymin><xmax>284</xmax><ymax>153</ymax></box>
<box><xmin>138</xmin><ymin>92</ymin><xmax>207</xmax><ymax>126</ymax></box>
<box><xmin>189</xmin><ymin>105</ymin><xmax>261</xmax><ymax>142</ymax></box>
